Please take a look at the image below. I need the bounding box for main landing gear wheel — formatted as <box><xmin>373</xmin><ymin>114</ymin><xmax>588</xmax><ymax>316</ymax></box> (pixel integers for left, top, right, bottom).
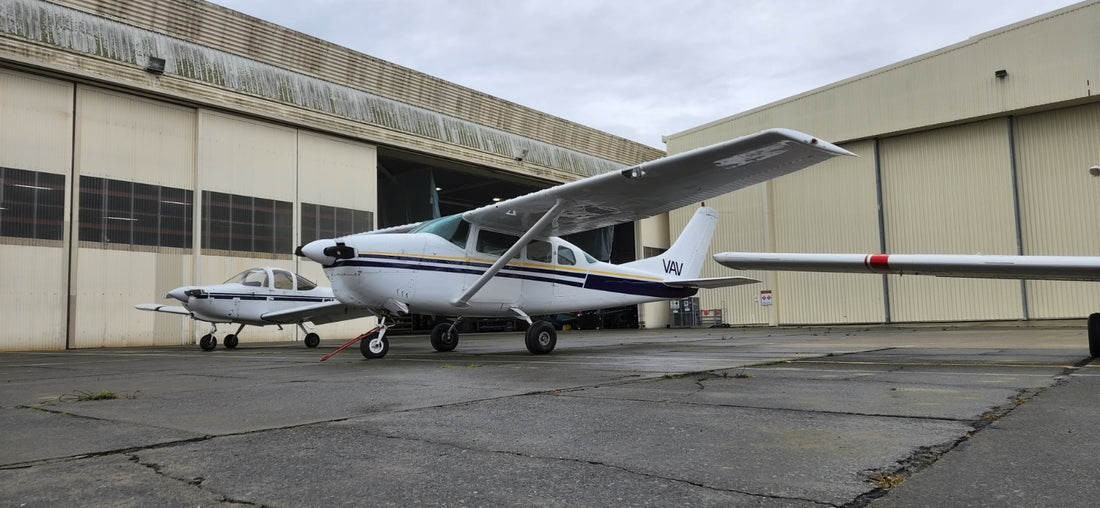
<box><xmin>1089</xmin><ymin>313</ymin><xmax>1100</xmax><ymax>359</ymax></box>
<box><xmin>525</xmin><ymin>321</ymin><xmax>557</xmax><ymax>355</ymax></box>
<box><xmin>361</xmin><ymin>331</ymin><xmax>389</xmax><ymax>359</ymax></box>
<box><xmin>223</xmin><ymin>334</ymin><xmax>239</xmax><ymax>349</ymax></box>
<box><xmin>430</xmin><ymin>322</ymin><xmax>460</xmax><ymax>352</ymax></box>
<box><xmin>199</xmin><ymin>334</ymin><xmax>217</xmax><ymax>351</ymax></box>
<box><xmin>304</xmin><ymin>332</ymin><xmax>320</xmax><ymax>348</ymax></box>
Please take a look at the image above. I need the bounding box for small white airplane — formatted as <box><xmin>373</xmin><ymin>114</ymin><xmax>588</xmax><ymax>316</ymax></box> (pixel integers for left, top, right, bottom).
<box><xmin>713</xmin><ymin>252</ymin><xmax>1100</xmax><ymax>357</ymax></box>
<box><xmin>136</xmin><ymin>266</ymin><xmax>374</xmax><ymax>350</ymax></box>
<box><xmin>296</xmin><ymin>128</ymin><xmax>855</xmax><ymax>359</ymax></box>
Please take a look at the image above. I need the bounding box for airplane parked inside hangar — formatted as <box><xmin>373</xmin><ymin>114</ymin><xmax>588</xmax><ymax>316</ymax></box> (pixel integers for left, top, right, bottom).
<box><xmin>136</xmin><ymin>266</ymin><xmax>373</xmax><ymax>350</ymax></box>
<box><xmin>714</xmin><ymin>252</ymin><xmax>1100</xmax><ymax>357</ymax></box>
<box><xmin>296</xmin><ymin>128</ymin><xmax>855</xmax><ymax>359</ymax></box>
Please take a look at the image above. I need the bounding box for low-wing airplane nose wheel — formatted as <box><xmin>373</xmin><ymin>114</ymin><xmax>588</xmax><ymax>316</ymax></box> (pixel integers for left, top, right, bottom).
<box><xmin>223</xmin><ymin>334</ymin><xmax>238</xmax><ymax>349</ymax></box>
<box><xmin>524</xmin><ymin>321</ymin><xmax>557</xmax><ymax>354</ymax></box>
<box><xmin>304</xmin><ymin>332</ymin><xmax>320</xmax><ymax>348</ymax></box>
<box><xmin>199</xmin><ymin>334</ymin><xmax>217</xmax><ymax>351</ymax></box>
<box><xmin>360</xmin><ymin>330</ymin><xmax>389</xmax><ymax>359</ymax></box>
<box><xmin>430</xmin><ymin>322</ymin><xmax>460</xmax><ymax>352</ymax></box>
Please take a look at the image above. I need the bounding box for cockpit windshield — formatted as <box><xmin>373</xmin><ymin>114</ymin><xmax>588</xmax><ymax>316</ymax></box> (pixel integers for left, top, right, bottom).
<box><xmin>224</xmin><ymin>268</ymin><xmax>268</xmax><ymax>287</ymax></box>
<box><xmin>408</xmin><ymin>213</ymin><xmax>470</xmax><ymax>248</ymax></box>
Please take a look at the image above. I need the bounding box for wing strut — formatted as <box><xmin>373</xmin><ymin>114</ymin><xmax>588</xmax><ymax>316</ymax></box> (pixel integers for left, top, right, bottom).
<box><xmin>451</xmin><ymin>199</ymin><xmax>567</xmax><ymax>308</ymax></box>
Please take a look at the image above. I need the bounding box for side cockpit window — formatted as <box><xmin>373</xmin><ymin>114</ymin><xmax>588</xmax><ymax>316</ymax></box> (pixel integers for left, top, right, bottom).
<box><xmin>272</xmin><ymin>270</ymin><xmax>294</xmax><ymax>290</ymax></box>
<box><xmin>557</xmin><ymin>246</ymin><xmax>577</xmax><ymax>266</ymax></box>
<box><xmin>296</xmin><ymin>274</ymin><xmax>318</xmax><ymax>291</ymax></box>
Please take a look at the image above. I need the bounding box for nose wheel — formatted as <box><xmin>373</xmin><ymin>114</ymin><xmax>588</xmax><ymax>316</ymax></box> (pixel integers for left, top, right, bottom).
<box><xmin>199</xmin><ymin>334</ymin><xmax>217</xmax><ymax>351</ymax></box>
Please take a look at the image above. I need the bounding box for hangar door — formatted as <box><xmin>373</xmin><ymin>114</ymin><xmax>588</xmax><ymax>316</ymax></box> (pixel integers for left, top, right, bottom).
<box><xmin>0</xmin><ymin>70</ymin><xmax>73</xmax><ymax>350</ymax></box>
<box><xmin>72</xmin><ymin>86</ymin><xmax>197</xmax><ymax>348</ymax></box>
<box><xmin>1014</xmin><ymin>104</ymin><xmax>1100</xmax><ymax>319</ymax></box>
<box><xmin>879</xmin><ymin>119</ymin><xmax>1025</xmax><ymax>323</ymax></box>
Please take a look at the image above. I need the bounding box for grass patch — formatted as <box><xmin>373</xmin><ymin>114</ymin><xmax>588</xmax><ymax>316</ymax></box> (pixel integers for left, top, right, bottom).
<box><xmin>42</xmin><ymin>389</ymin><xmax>139</xmax><ymax>405</ymax></box>
<box><xmin>867</xmin><ymin>472</ymin><xmax>905</xmax><ymax>489</ymax></box>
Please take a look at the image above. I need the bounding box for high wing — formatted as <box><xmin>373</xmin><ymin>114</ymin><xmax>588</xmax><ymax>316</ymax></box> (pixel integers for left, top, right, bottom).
<box><xmin>135</xmin><ymin>303</ymin><xmax>191</xmax><ymax>316</ymax></box>
<box><xmin>464</xmin><ymin>128</ymin><xmax>855</xmax><ymax>237</ymax></box>
<box><xmin>259</xmin><ymin>300</ymin><xmax>376</xmax><ymax>325</ymax></box>
<box><xmin>664</xmin><ymin>276</ymin><xmax>761</xmax><ymax>289</ymax></box>
<box><xmin>713</xmin><ymin>252</ymin><xmax>1100</xmax><ymax>282</ymax></box>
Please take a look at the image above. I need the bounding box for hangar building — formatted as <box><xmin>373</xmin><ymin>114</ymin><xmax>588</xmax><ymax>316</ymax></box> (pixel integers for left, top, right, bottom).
<box><xmin>660</xmin><ymin>1</ymin><xmax>1100</xmax><ymax>329</ymax></box>
<box><xmin>0</xmin><ymin>0</ymin><xmax>663</xmax><ymax>350</ymax></box>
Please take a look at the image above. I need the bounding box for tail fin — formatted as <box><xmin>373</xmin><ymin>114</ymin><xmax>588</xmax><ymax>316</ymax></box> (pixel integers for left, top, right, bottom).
<box><xmin>624</xmin><ymin>206</ymin><xmax>718</xmax><ymax>280</ymax></box>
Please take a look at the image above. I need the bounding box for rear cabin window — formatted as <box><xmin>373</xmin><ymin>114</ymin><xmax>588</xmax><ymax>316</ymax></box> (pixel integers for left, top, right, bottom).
<box><xmin>477</xmin><ymin>229</ymin><xmax>520</xmax><ymax>256</ymax></box>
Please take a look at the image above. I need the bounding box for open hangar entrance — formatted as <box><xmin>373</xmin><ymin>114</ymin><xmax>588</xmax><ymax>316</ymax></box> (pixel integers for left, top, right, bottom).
<box><xmin>376</xmin><ymin>148</ymin><xmax>640</xmax><ymax>333</ymax></box>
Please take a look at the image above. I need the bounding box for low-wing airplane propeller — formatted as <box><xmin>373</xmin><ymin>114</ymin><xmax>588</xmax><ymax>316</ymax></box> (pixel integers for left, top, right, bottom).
<box><xmin>296</xmin><ymin>128</ymin><xmax>855</xmax><ymax>359</ymax></box>
<box><xmin>713</xmin><ymin>252</ymin><xmax>1100</xmax><ymax>357</ymax></box>
<box><xmin>136</xmin><ymin>266</ymin><xmax>374</xmax><ymax>350</ymax></box>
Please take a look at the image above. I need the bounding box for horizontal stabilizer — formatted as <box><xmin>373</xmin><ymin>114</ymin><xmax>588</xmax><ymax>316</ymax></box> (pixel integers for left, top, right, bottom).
<box><xmin>664</xmin><ymin>276</ymin><xmax>761</xmax><ymax>289</ymax></box>
<box><xmin>134</xmin><ymin>303</ymin><xmax>191</xmax><ymax>316</ymax></box>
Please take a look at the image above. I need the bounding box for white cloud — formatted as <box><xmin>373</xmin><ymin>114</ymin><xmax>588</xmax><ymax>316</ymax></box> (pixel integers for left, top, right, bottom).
<box><xmin>213</xmin><ymin>0</ymin><xmax>1080</xmax><ymax>148</ymax></box>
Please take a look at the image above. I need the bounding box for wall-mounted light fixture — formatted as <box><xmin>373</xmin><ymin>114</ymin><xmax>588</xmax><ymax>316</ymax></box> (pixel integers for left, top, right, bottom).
<box><xmin>145</xmin><ymin>56</ymin><xmax>166</xmax><ymax>75</ymax></box>
<box><xmin>994</xmin><ymin>69</ymin><xmax>1008</xmax><ymax>79</ymax></box>
<box><xmin>515</xmin><ymin>148</ymin><xmax>529</xmax><ymax>162</ymax></box>
<box><xmin>1089</xmin><ymin>165</ymin><xmax>1100</xmax><ymax>177</ymax></box>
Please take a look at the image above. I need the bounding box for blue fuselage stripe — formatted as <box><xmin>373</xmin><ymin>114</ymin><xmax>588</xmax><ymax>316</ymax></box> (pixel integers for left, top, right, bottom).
<box><xmin>333</xmin><ymin>254</ymin><xmax>697</xmax><ymax>298</ymax></box>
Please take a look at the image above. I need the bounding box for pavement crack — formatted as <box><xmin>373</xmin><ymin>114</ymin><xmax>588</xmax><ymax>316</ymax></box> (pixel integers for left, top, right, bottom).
<box><xmin>128</xmin><ymin>453</ymin><xmax>266</xmax><ymax>507</ymax></box>
<box><xmin>372</xmin><ymin>431</ymin><xmax>836</xmax><ymax>507</ymax></box>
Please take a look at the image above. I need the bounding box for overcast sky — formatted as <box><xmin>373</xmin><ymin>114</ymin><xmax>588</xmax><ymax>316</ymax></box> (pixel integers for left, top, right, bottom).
<box><xmin>211</xmin><ymin>0</ymin><xmax>1080</xmax><ymax>149</ymax></box>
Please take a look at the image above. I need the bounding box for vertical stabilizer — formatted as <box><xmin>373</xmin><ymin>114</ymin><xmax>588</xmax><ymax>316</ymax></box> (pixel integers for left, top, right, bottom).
<box><xmin>624</xmin><ymin>206</ymin><xmax>718</xmax><ymax>280</ymax></box>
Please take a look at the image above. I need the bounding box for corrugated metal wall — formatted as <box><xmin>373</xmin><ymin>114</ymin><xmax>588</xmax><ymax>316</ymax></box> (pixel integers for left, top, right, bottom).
<box><xmin>772</xmin><ymin>139</ymin><xmax>885</xmax><ymax>324</ymax></box>
<box><xmin>0</xmin><ymin>68</ymin><xmax>380</xmax><ymax>350</ymax></box>
<box><xmin>1015</xmin><ymin>104</ymin><xmax>1100</xmax><ymax>319</ymax></box>
<box><xmin>879</xmin><ymin>120</ymin><xmax>1024</xmax><ymax>322</ymax></box>
<box><xmin>0</xmin><ymin>69</ymin><xmax>73</xmax><ymax>350</ymax></box>
<box><xmin>72</xmin><ymin>86</ymin><xmax>196</xmax><ymax>347</ymax></box>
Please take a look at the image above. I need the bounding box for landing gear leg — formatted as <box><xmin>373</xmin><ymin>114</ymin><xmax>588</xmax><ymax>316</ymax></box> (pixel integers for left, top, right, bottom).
<box><xmin>223</xmin><ymin>324</ymin><xmax>245</xmax><ymax>349</ymax></box>
<box><xmin>1089</xmin><ymin>313</ymin><xmax>1099</xmax><ymax>359</ymax></box>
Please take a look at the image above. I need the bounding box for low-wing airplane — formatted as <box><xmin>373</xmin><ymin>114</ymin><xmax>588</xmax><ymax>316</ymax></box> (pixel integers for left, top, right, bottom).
<box><xmin>136</xmin><ymin>266</ymin><xmax>374</xmax><ymax>350</ymax></box>
<box><xmin>713</xmin><ymin>252</ymin><xmax>1100</xmax><ymax>357</ymax></box>
<box><xmin>296</xmin><ymin>128</ymin><xmax>855</xmax><ymax>359</ymax></box>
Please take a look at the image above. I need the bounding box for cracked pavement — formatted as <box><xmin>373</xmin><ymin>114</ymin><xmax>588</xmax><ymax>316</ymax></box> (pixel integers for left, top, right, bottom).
<box><xmin>1</xmin><ymin>325</ymin><xmax>1098</xmax><ymax>507</ymax></box>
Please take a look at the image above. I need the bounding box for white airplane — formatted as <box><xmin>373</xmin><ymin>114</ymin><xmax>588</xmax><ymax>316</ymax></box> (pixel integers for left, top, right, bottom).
<box><xmin>713</xmin><ymin>252</ymin><xmax>1100</xmax><ymax>357</ymax></box>
<box><xmin>136</xmin><ymin>266</ymin><xmax>374</xmax><ymax>351</ymax></box>
<box><xmin>296</xmin><ymin>128</ymin><xmax>854</xmax><ymax>359</ymax></box>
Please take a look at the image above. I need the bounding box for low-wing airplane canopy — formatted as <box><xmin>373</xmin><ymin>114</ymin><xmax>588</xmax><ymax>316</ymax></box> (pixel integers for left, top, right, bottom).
<box><xmin>462</xmin><ymin>128</ymin><xmax>855</xmax><ymax>237</ymax></box>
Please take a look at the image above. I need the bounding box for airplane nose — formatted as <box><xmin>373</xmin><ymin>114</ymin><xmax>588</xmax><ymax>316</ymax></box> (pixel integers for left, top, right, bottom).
<box><xmin>166</xmin><ymin>287</ymin><xmax>190</xmax><ymax>303</ymax></box>
<box><xmin>297</xmin><ymin>239</ymin><xmax>357</xmax><ymax>265</ymax></box>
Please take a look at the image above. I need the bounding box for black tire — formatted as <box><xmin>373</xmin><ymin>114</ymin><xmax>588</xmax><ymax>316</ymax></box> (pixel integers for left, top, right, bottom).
<box><xmin>524</xmin><ymin>321</ymin><xmax>557</xmax><ymax>355</ymax></box>
<box><xmin>430</xmin><ymin>322</ymin><xmax>459</xmax><ymax>352</ymax></box>
<box><xmin>223</xmin><ymin>334</ymin><xmax>238</xmax><ymax>349</ymax></box>
<box><xmin>304</xmin><ymin>332</ymin><xmax>320</xmax><ymax>348</ymax></box>
<box><xmin>360</xmin><ymin>332</ymin><xmax>389</xmax><ymax>359</ymax></box>
<box><xmin>1089</xmin><ymin>313</ymin><xmax>1100</xmax><ymax>359</ymax></box>
<box><xmin>199</xmin><ymin>334</ymin><xmax>217</xmax><ymax>351</ymax></box>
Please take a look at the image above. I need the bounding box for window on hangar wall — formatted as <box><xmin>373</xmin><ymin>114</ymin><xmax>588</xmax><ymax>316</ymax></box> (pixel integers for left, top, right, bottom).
<box><xmin>0</xmin><ymin>167</ymin><xmax>65</xmax><ymax>243</ymax></box>
<box><xmin>78</xmin><ymin>176</ymin><xmax>193</xmax><ymax>249</ymax></box>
